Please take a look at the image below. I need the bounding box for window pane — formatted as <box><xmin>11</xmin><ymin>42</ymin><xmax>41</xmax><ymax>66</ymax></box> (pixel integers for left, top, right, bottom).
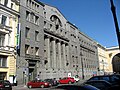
<box><xmin>4</xmin><ymin>0</ymin><xmax>8</xmax><ymax>6</ymax></box>
<box><xmin>2</xmin><ymin>57</ymin><xmax>7</xmax><ymax>67</ymax></box>
<box><xmin>25</xmin><ymin>27</ymin><xmax>30</xmax><ymax>38</ymax></box>
<box><xmin>0</xmin><ymin>56</ymin><xmax>7</xmax><ymax>67</ymax></box>
<box><xmin>1</xmin><ymin>15</ymin><xmax>7</xmax><ymax>25</ymax></box>
<box><xmin>0</xmin><ymin>34</ymin><xmax>5</xmax><ymax>46</ymax></box>
<box><xmin>35</xmin><ymin>31</ymin><xmax>39</xmax><ymax>41</ymax></box>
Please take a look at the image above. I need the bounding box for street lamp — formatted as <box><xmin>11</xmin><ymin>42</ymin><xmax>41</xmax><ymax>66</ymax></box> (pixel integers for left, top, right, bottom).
<box><xmin>80</xmin><ymin>52</ymin><xmax>84</xmax><ymax>80</ymax></box>
<box><xmin>110</xmin><ymin>0</ymin><xmax>120</xmax><ymax>50</ymax></box>
<box><xmin>102</xmin><ymin>60</ymin><xmax>105</xmax><ymax>75</ymax></box>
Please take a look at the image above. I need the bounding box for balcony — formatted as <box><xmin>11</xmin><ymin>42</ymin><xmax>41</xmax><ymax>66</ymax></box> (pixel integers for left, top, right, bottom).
<box><xmin>0</xmin><ymin>24</ymin><xmax>12</xmax><ymax>32</ymax></box>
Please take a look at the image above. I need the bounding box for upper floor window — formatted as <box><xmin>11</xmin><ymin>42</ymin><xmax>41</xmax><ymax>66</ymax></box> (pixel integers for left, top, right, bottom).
<box><xmin>1</xmin><ymin>15</ymin><xmax>7</xmax><ymax>26</ymax></box>
<box><xmin>25</xmin><ymin>44</ymin><xmax>29</xmax><ymax>54</ymax></box>
<box><xmin>0</xmin><ymin>33</ymin><xmax>5</xmax><ymax>46</ymax></box>
<box><xmin>26</xmin><ymin>11</ymin><xmax>30</xmax><ymax>21</ymax></box>
<box><xmin>4</xmin><ymin>0</ymin><xmax>8</xmax><ymax>6</ymax></box>
<box><xmin>50</xmin><ymin>15</ymin><xmax>62</xmax><ymax>30</ymax></box>
<box><xmin>11</xmin><ymin>3</ymin><xmax>13</xmax><ymax>9</ymax></box>
<box><xmin>0</xmin><ymin>55</ymin><xmax>7</xmax><ymax>67</ymax></box>
<box><xmin>25</xmin><ymin>27</ymin><xmax>30</xmax><ymax>38</ymax></box>
<box><xmin>44</xmin><ymin>12</ymin><xmax>46</xmax><ymax>18</ymax></box>
<box><xmin>35</xmin><ymin>16</ymin><xmax>39</xmax><ymax>25</ymax></box>
<box><xmin>35</xmin><ymin>31</ymin><xmax>39</xmax><ymax>41</ymax></box>
<box><xmin>35</xmin><ymin>47</ymin><xmax>39</xmax><ymax>55</ymax></box>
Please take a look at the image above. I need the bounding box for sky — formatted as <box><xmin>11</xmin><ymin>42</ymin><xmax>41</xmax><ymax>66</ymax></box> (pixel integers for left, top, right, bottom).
<box><xmin>39</xmin><ymin>0</ymin><xmax>120</xmax><ymax>48</ymax></box>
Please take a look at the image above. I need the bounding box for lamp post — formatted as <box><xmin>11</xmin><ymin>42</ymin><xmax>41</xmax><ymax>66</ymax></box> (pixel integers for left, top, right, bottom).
<box><xmin>80</xmin><ymin>52</ymin><xmax>84</xmax><ymax>80</ymax></box>
<box><xmin>110</xmin><ymin>0</ymin><xmax>120</xmax><ymax>50</ymax></box>
<box><xmin>102</xmin><ymin>60</ymin><xmax>105</xmax><ymax>75</ymax></box>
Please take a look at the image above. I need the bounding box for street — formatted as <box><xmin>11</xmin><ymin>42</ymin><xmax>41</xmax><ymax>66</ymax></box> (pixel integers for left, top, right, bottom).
<box><xmin>12</xmin><ymin>80</ymin><xmax>85</xmax><ymax>90</ymax></box>
<box><xmin>12</xmin><ymin>85</ymin><xmax>50</xmax><ymax>90</ymax></box>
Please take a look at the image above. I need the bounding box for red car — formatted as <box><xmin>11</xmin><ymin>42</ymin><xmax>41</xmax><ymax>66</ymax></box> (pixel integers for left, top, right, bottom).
<box><xmin>27</xmin><ymin>80</ymin><xmax>50</xmax><ymax>88</ymax></box>
<box><xmin>58</xmin><ymin>77</ymin><xmax>76</xmax><ymax>84</ymax></box>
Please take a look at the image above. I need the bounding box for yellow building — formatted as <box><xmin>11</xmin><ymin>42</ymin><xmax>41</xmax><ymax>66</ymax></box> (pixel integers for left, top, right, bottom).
<box><xmin>0</xmin><ymin>0</ymin><xmax>19</xmax><ymax>83</ymax></box>
<box><xmin>98</xmin><ymin>43</ymin><xmax>120</xmax><ymax>75</ymax></box>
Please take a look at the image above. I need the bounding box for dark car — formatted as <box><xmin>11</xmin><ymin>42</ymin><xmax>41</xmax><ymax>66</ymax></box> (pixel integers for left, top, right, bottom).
<box><xmin>87</xmin><ymin>74</ymin><xmax>120</xmax><ymax>86</ymax></box>
<box><xmin>83</xmin><ymin>80</ymin><xmax>112</xmax><ymax>90</ymax></box>
<box><xmin>0</xmin><ymin>80</ymin><xmax>12</xmax><ymax>90</ymax></box>
<box><xmin>27</xmin><ymin>79</ymin><xmax>50</xmax><ymax>88</ymax></box>
<box><xmin>49</xmin><ymin>84</ymin><xmax>100</xmax><ymax>90</ymax></box>
<box><xmin>44</xmin><ymin>78</ymin><xmax>59</xmax><ymax>86</ymax></box>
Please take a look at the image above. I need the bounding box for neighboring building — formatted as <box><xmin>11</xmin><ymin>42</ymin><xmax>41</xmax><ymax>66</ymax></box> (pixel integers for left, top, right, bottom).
<box><xmin>97</xmin><ymin>44</ymin><xmax>111</xmax><ymax>75</ymax></box>
<box><xmin>0</xmin><ymin>0</ymin><xmax>19</xmax><ymax>84</ymax></box>
<box><xmin>106</xmin><ymin>46</ymin><xmax>120</xmax><ymax>74</ymax></box>
<box><xmin>97</xmin><ymin>44</ymin><xmax>120</xmax><ymax>75</ymax></box>
<box><xmin>17</xmin><ymin>0</ymin><xmax>45</xmax><ymax>85</ymax></box>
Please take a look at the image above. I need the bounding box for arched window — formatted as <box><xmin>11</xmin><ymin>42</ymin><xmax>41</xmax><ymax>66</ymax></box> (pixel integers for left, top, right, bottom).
<box><xmin>50</xmin><ymin>15</ymin><xmax>62</xmax><ymax>29</ymax></box>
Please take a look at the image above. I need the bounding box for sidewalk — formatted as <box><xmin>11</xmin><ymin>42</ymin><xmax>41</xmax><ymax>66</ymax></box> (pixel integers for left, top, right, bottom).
<box><xmin>12</xmin><ymin>85</ymin><xmax>29</xmax><ymax>90</ymax></box>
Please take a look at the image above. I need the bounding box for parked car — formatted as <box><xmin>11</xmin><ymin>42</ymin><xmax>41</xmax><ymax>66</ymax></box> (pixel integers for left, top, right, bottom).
<box><xmin>83</xmin><ymin>80</ymin><xmax>112</xmax><ymax>90</ymax></box>
<box><xmin>49</xmin><ymin>84</ymin><xmax>100</xmax><ymax>90</ymax></box>
<box><xmin>27</xmin><ymin>79</ymin><xmax>50</xmax><ymax>88</ymax></box>
<box><xmin>87</xmin><ymin>74</ymin><xmax>120</xmax><ymax>86</ymax></box>
<box><xmin>58</xmin><ymin>77</ymin><xmax>76</xmax><ymax>84</ymax></box>
<box><xmin>72</xmin><ymin>75</ymin><xmax>80</xmax><ymax>82</ymax></box>
<box><xmin>0</xmin><ymin>80</ymin><xmax>12</xmax><ymax>90</ymax></box>
<box><xmin>44</xmin><ymin>78</ymin><xmax>59</xmax><ymax>86</ymax></box>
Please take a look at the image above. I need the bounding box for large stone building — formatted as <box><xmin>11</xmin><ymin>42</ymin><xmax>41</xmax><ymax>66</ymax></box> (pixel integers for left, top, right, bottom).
<box><xmin>17</xmin><ymin>0</ymin><xmax>99</xmax><ymax>85</ymax></box>
<box><xmin>0</xmin><ymin>0</ymin><xmax>19</xmax><ymax>83</ymax></box>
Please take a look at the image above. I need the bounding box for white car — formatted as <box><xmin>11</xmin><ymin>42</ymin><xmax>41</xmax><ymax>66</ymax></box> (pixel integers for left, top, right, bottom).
<box><xmin>72</xmin><ymin>76</ymin><xmax>80</xmax><ymax>82</ymax></box>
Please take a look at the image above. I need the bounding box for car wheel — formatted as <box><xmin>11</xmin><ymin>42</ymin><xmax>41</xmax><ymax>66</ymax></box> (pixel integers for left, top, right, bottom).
<box><xmin>68</xmin><ymin>81</ymin><xmax>72</xmax><ymax>84</ymax></box>
<box><xmin>41</xmin><ymin>85</ymin><xmax>44</xmax><ymax>88</ymax></box>
<box><xmin>28</xmin><ymin>85</ymin><xmax>32</xmax><ymax>88</ymax></box>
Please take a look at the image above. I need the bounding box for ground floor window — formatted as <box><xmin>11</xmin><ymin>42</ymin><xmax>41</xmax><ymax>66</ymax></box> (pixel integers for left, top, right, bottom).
<box><xmin>0</xmin><ymin>72</ymin><xmax>7</xmax><ymax>80</ymax></box>
<box><xmin>0</xmin><ymin>55</ymin><xmax>7</xmax><ymax>67</ymax></box>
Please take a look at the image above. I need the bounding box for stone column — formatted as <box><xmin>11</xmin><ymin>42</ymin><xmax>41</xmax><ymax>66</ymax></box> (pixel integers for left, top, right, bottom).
<box><xmin>58</xmin><ymin>41</ymin><xmax>61</xmax><ymax>68</ymax></box>
<box><xmin>62</xmin><ymin>43</ymin><xmax>66</xmax><ymax>68</ymax></box>
<box><xmin>45</xmin><ymin>37</ymin><xmax>50</xmax><ymax>68</ymax></box>
<box><xmin>52</xmin><ymin>39</ymin><xmax>56</xmax><ymax>68</ymax></box>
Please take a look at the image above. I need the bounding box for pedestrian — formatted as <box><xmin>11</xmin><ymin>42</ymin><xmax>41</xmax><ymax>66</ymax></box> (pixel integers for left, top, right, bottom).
<box><xmin>37</xmin><ymin>75</ymin><xmax>40</xmax><ymax>80</ymax></box>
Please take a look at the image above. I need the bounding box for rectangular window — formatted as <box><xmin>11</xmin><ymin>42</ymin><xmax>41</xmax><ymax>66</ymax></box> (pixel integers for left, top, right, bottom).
<box><xmin>25</xmin><ymin>44</ymin><xmax>29</xmax><ymax>54</ymax></box>
<box><xmin>35</xmin><ymin>16</ymin><xmax>39</xmax><ymax>25</ymax></box>
<box><xmin>25</xmin><ymin>27</ymin><xmax>30</xmax><ymax>38</ymax></box>
<box><xmin>35</xmin><ymin>31</ymin><xmax>39</xmax><ymax>41</ymax></box>
<box><xmin>4</xmin><ymin>0</ymin><xmax>8</xmax><ymax>6</ymax></box>
<box><xmin>0</xmin><ymin>56</ymin><xmax>7</xmax><ymax>67</ymax></box>
<box><xmin>1</xmin><ymin>15</ymin><xmax>7</xmax><ymax>26</ymax></box>
<box><xmin>35</xmin><ymin>47</ymin><xmax>39</xmax><ymax>55</ymax></box>
<box><xmin>0</xmin><ymin>34</ymin><xmax>5</xmax><ymax>46</ymax></box>
<box><xmin>26</xmin><ymin>11</ymin><xmax>30</xmax><ymax>21</ymax></box>
<box><xmin>11</xmin><ymin>3</ymin><xmax>13</xmax><ymax>9</ymax></box>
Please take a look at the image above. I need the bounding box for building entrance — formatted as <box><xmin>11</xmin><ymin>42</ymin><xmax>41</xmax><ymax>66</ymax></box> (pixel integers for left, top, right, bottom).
<box><xmin>28</xmin><ymin>60</ymin><xmax>37</xmax><ymax>81</ymax></box>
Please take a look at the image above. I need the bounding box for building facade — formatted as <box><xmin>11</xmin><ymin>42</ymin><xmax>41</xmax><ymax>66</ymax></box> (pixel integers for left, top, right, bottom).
<box><xmin>17</xmin><ymin>0</ymin><xmax>45</xmax><ymax>85</ymax></box>
<box><xmin>0</xmin><ymin>0</ymin><xmax>19</xmax><ymax>84</ymax></box>
<box><xmin>106</xmin><ymin>46</ymin><xmax>120</xmax><ymax>74</ymax></box>
<box><xmin>97</xmin><ymin>44</ymin><xmax>120</xmax><ymax>75</ymax></box>
<box><xmin>17</xmin><ymin>0</ymin><xmax>99</xmax><ymax>85</ymax></box>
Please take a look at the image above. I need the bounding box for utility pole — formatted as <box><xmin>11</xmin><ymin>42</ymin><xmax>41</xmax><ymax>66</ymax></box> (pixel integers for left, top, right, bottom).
<box><xmin>80</xmin><ymin>52</ymin><xmax>84</xmax><ymax>80</ymax></box>
<box><xmin>110</xmin><ymin>0</ymin><xmax>120</xmax><ymax>50</ymax></box>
